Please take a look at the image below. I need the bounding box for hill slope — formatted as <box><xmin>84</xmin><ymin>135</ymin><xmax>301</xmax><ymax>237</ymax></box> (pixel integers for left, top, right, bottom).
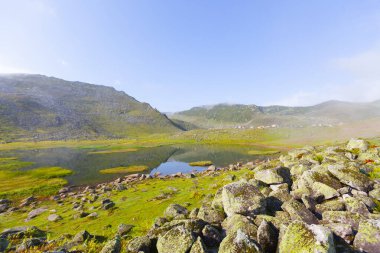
<box><xmin>0</xmin><ymin>74</ymin><xmax>181</xmax><ymax>141</ymax></box>
<box><xmin>170</xmin><ymin>101</ymin><xmax>380</xmax><ymax>129</ymax></box>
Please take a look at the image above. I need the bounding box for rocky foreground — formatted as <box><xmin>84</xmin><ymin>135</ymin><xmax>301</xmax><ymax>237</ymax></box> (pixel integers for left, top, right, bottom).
<box><xmin>1</xmin><ymin>139</ymin><xmax>380</xmax><ymax>252</ymax></box>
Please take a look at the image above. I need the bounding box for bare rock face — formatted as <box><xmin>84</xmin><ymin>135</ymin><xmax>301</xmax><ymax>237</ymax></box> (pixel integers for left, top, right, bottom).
<box><xmin>354</xmin><ymin>220</ymin><xmax>380</xmax><ymax>253</ymax></box>
<box><xmin>221</xmin><ymin>181</ymin><xmax>266</xmax><ymax>217</ymax></box>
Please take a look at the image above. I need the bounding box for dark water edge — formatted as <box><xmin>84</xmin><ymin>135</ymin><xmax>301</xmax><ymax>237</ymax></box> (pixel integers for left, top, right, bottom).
<box><xmin>1</xmin><ymin>144</ymin><xmax>274</xmax><ymax>186</ymax></box>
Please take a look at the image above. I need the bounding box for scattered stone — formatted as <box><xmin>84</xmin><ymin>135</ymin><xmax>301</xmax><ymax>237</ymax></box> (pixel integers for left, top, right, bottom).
<box><xmin>346</xmin><ymin>138</ymin><xmax>369</xmax><ymax>151</ymax></box>
<box><xmin>156</xmin><ymin>226</ymin><xmax>196</xmax><ymax>253</ymax></box>
<box><xmin>221</xmin><ymin>181</ymin><xmax>266</xmax><ymax>217</ymax></box>
<box><xmin>164</xmin><ymin>204</ymin><xmax>188</xmax><ymax>219</ymax></box>
<box><xmin>102</xmin><ymin>199</ymin><xmax>115</xmax><ymax>210</ymax></box>
<box><xmin>278</xmin><ymin>221</ymin><xmax>335</xmax><ymax>253</ymax></box>
<box><xmin>48</xmin><ymin>214</ymin><xmax>62</xmax><ymax>222</ymax></box>
<box><xmin>219</xmin><ymin>229</ymin><xmax>261</xmax><ymax>253</ymax></box>
<box><xmin>353</xmin><ymin>219</ymin><xmax>380</xmax><ymax>253</ymax></box>
<box><xmin>72</xmin><ymin>230</ymin><xmax>93</xmax><ymax>243</ymax></box>
<box><xmin>26</xmin><ymin>207</ymin><xmax>47</xmax><ymax>220</ymax></box>
<box><xmin>328</xmin><ymin>165</ymin><xmax>371</xmax><ymax>191</ymax></box>
<box><xmin>189</xmin><ymin>236</ymin><xmax>207</xmax><ymax>253</ymax></box>
<box><xmin>281</xmin><ymin>199</ymin><xmax>319</xmax><ymax>224</ymax></box>
<box><xmin>118</xmin><ymin>223</ymin><xmax>133</xmax><ymax>236</ymax></box>
<box><xmin>257</xmin><ymin>220</ymin><xmax>278</xmax><ymax>253</ymax></box>
<box><xmin>100</xmin><ymin>235</ymin><xmax>121</xmax><ymax>253</ymax></box>
<box><xmin>127</xmin><ymin>236</ymin><xmax>151</xmax><ymax>253</ymax></box>
<box><xmin>201</xmin><ymin>225</ymin><xmax>222</xmax><ymax>247</ymax></box>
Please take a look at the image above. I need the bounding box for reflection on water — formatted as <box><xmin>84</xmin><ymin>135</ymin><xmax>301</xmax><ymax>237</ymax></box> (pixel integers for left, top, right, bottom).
<box><xmin>2</xmin><ymin>144</ymin><xmax>273</xmax><ymax>186</ymax></box>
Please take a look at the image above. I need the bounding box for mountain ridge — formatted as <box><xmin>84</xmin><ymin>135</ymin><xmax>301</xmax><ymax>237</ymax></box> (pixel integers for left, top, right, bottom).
<box><xmin>0</xmin><ymin>74</ymin><xmax>182</xmax><ymax>141</ymax></box>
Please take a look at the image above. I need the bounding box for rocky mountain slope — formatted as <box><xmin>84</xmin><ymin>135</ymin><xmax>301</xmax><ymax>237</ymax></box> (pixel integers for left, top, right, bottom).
<box><xmin>170</xmin><ymin>101</ymin><xmax>380</xmax><ymax>129</ymax></box>
<box><xmin>0</xmin><ymin>74</ymin><xmax>181</xmax><ymax>141</ymax></box>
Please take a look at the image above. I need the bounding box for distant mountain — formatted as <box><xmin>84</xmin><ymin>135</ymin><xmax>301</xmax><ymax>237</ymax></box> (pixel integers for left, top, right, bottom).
<box><xmin>0</xmin><ymin>74</ymin><xmax>181</xmax><ymax>141</ymax></box>
<box><xmin>170</xmin><ymin>100</ymin><xmax>380</xmax><ymax>129</ymax></box>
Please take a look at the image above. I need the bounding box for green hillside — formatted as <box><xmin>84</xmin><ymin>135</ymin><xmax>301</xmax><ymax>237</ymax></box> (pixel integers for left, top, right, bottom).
<box><xmin>0</xmin><ymin>74</ymin><xmax>181</xmax><ymax>141</ymax></box>
<box><xmin>170</xmin><ymin>101</ymin><xmax>380</xmax><ymax>128</ymax></box>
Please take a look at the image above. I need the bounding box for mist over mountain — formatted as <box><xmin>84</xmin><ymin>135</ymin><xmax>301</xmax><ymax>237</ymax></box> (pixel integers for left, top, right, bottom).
<box><xmin>0</xmin><ymin>74</ymin><xmax>181</xmax><ymax>141</ymax></box>
<box><xmin>170</xmin><ymin>100</ymin><xmax>380</xmax><ymax>129</ymax></box>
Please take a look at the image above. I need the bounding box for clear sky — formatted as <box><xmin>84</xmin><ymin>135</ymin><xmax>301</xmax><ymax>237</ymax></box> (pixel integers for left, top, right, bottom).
<box><xmin>1</xmin><ymin>0</ymin><xmax>380</xmax><ymax>112</ymax></box>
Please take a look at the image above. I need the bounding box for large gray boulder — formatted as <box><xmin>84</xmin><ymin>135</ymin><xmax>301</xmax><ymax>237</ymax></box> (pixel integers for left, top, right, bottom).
<box><xmin>156</xmin><ymin>226</ymin><xmax>196</xmax><ymax>253</ymax></box>
<box><xmin>328</xmin><ymin>165</ymin><xmax>371</xmax><ymax>191</ymax></box>
<box><xmin>222</xmin><ymin>214</ymin><xmax>258</xmax><ymax>238</ymax></box>
<box><xmin>281</xmin><ymin>199</ymin><xmax>319</xmax><ymax>224</ymax></box>
<box><xmin>127</xmin><ymin>236</ymin><xmax>151</xmax><ymax>253</ymax></box>
<box><xmin>353</xmin><ymin>219</ymin><xmax>380</xmax><ymax>253</ymax></box>
<box><xmin>100</xmin><ymin>235</ymin><xmax>121</xmax><ymax>253</ymax></box>
<box><xmin>164</xmin><ymin>204</ymin><xmax>189</xmax><ymax>220</ymax></box>
<box><xmin>197</xmin><ymin>205</ymin><xmax>225</xmax><ymax>225</ymax></box>
<box><xmin>278</xmin><ymin>221</ymin><xmax>336</xmax><ymax>253</ymax></box>
<box><xmin>346</xmin><ymin>138</ymin><xmax>369</xmax><ymax>152</ymax></box>
<box><xmin>254</xmin><ymin>167</ymin><xmax>290</xmax><ymax>185</ymax></box>
<box><xmin>221</xmin><ymin>181</ymin><xmax>266</xmax><ymax>217</ymax></box>
<box><xmin>218</xmin><ymin>229</ymin><xmax>261</xmax><ymax>253</ymax></box>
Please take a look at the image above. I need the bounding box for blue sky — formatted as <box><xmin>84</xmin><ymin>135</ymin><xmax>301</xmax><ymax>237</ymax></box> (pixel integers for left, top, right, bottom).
<box><xmin>1</xmin><ymin>0</ymin><xmax>380</xmax><ymax>111</ymax></box>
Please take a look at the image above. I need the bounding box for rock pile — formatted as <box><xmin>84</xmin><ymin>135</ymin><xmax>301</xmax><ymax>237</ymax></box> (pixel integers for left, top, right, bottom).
<box><xmin>126</xmin><ymin>139</ymin><xmax>380</xmax><ymax>253</ymax></box>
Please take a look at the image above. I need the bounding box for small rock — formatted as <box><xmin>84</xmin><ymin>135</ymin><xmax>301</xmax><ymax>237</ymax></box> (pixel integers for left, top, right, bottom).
<box><xmin>100</xmin><ymin>235</ymin><xmax>121</xmax><ymax>253</ymax></box>
<box><xmin>27</xmin><ymin>208</ymin><xmax>47</xmax><ymax>220</ymax></box>
<box><xmin>118</xmin><ymin>223</ymin><xmax>133</xmax><ymax>236</ymax></box>
<box><xmin>72</xmin><ymin>230</ymin><xmax>92</xmax><ymax>243</ymax></box>
<box><xmin>47</xmin><ymin>214</ymin><xmax>62</xmax><ymax>222</ymax></box>
<box><xmin>127</xmin><ymin>236</ymin><xmax>151</xmax><ymax>253</ymax></box>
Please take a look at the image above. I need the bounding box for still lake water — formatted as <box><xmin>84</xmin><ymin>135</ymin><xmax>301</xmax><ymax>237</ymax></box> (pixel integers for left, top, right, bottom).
<box><xmin>4</xmin><ymin>144</ymin><xmax>274</xmax><ymax>186</ymax></box>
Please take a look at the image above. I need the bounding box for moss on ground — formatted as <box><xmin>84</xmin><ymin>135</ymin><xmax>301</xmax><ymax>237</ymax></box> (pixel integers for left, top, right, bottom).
<box><xmin>0</xmin><ymin>169</ymin><xmax>250</xmax><ymax>240</ymax></box>
<box><xmin>189</xmin><ymin>161</ymin><xmax>213</xmax><ymax>166</ymax></box>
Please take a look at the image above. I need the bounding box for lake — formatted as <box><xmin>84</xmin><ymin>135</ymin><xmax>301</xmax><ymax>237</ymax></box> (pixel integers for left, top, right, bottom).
<box><xmin>2</xmin><ymin>144</ymin><xmax>276</xmax><ymax>186</ymax></box>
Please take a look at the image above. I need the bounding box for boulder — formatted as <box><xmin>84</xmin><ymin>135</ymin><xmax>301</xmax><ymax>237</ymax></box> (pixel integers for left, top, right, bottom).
<box><xmin>315</xmin><ymin>199</ymin><xmax>345</xmax><ymax>216</ymax></box>
<box><xmin>0</xmin><ymin>226</ymin><xmax>45</xmax><ymax>239</ymax></box>
<box><xmin>221</xmin><ymin>181</ymin><xmax>266</xmax><ymax>217</ymax></box>
<box><xmin>324</xmin><ymin>223</ymin><xmax>354</xmax><ymax>244</ymax></box>
<box><xmin>48</xmin><ymin>214</ymin><xmax>62</xmax><ymax>222</ymax></box>
<box><xmin>281</xmin><ymin>199</ymin><xmax>319</xmax><ymax>224</ymax></box>
<box><xmin>72</xmin><ymin>230</ymin><xmax>93</xmax><ymax>243</ymax></box>
<box><xmin>201</xmin><ymin>225</ymin><xmax>222</xmax><ymax>247</ymax></box>
<box><xmin>222</xmin><ymin>214</ymin><xmax>258</xmax><ymax>238</ymax></box>
<box><xmin>100</xmin><ymin>235</ymin><xmax>121</xmax><ymax>253</ymax></box>
<box><xmin>156</xmin><ymin>226</ymin><xmax>196</xmax><ymax>253</ymax></box>
<box><xmin>346</xmin><ymin>138</ymin><xmax>369</xmax><ymax>152</ymax></box>
<box><xmin>148</xmin><ymin>219</ymin><xmax>206</xmax><ymax>240</ymax></box>
<box><xmin>323</xmin><ymin>211</ymin><xmax>363</xmax><ymax>230</ymax></box>
<box><xmin>343</xmin><ymin>196</ymin><xmax>370</xmax><ymax>216</ymax></box>
<box><xmin>353</xmin><ymin>219</ymin><xmax>380</xmax><ymax>253</ymax></box>
<box><xmin>278</xmin><ymin>221</ymin><xmax>336</xmax><ymax>253</ymax></box>
<box><xmin>369</xmin><ymin>188</ymin><xmax>380</xmax><ymax>201</ymax></box>
<box><xmin>254</xmin><ymin>167</ymin><xmax>285</xmax><ymax>185</ymax></box>
<box><xmin>312</xmin><ymin>182</ymin><xmax>339</xmax><ymax>200</ymax></box>
<box><xmin>16</xmin><ymin>238</ymin><xmax>44</xmax><ymax>252</ymax></box>
<box><xmin>218</xmin><ymin>229</ymin><xmax>261</xmax><ymax>253</ymax></box>
<box><xmin>0</xmin><ymin>238</ymin><xmax>9</xmax><ymax>252</ymax></box>
<box><xmin>118</xmin><ymin>223</ymin><xmax>133</xmax><ymax>236</ymax></box>
<box><xmin>27</xmin><ymin>207</ymin><xmax>47</xmax><ymax>220</ymax></box>
<box><xmin>101</xmin><ymin>199</ymin><xmax>115</xmax><ymax>210</ymax></box>
<box><xmin>197</xmin><ymin>205</ymin><xmax>225</xmax><ymax>225</ymax></box>
<box><xmin>189</xmin><ymin>236</ymin><xmax>207</xmax><ymax>253</ymax></box>
<box><xmin>127</xmin><ymin>236</ymin><xmax>151</xmax><ymax>253</ymax></box>
<box><xmin>328</xmin><ymin>165</ymin><xmax>371</xmax><ymax>191</ymax></box>
<box><xmin>164</xmin><ymin>204</ymin><xmax>188</xmax><ymax>219</ymax></box>
<box><xmin>257</xmin><ymin>220</ymin><xmax>278</xmax><ymax>253</ymax></box>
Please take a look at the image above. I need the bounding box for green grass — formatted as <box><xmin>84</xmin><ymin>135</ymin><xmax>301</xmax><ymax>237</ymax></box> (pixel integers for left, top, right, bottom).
<box><xmin>370</xmin><ymin>167</ymin><xmax>380</xmax><ymax>179</ymax></box>
<box><xmin>0</xmin><ymin>168</ymin><xmax>252</xmax><ymax>240</ymax></box>
<box><xmin>99</xmin><ymin>165</ymin><xmax>149</xmax><ymax>174</ymax></box>
<box><xmin>0</xmin><ymin>157</ymin><xmax>73</xmax><ymax>199</ymax></box>
<box><xmin>248</xmin><ymin>150</ymin><xmax>280</xmax><ymax>155</ymax></box>
<box><xmin>189</xmin><ymin>161</ymin><xmax>213</xmax><ymax>166</ymax></box>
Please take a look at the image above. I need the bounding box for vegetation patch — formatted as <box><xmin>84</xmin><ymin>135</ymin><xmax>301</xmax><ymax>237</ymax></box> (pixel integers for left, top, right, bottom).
<box><xmin>88</xmin><ymin>148</ymin><xmax>138</xmax><ymax>154</ymax></box>
<box><xmin>248</xmin><ymin>150</ymin><xmax>280</xmax><ymax>155</ymax></box>
<box><xmin>370</xmin><ymin>167</ymin><xmax>380</xmax><ymax>179</ymax></box>
<box><xmin>189</xmin><ymin>161</ymin><xmax>213</xmax><ymax>166</ymax></box>
<box><xmin>99</xmin><ymin>165</ymin><xmax>148</xmax><ymax>174</ymax></box>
